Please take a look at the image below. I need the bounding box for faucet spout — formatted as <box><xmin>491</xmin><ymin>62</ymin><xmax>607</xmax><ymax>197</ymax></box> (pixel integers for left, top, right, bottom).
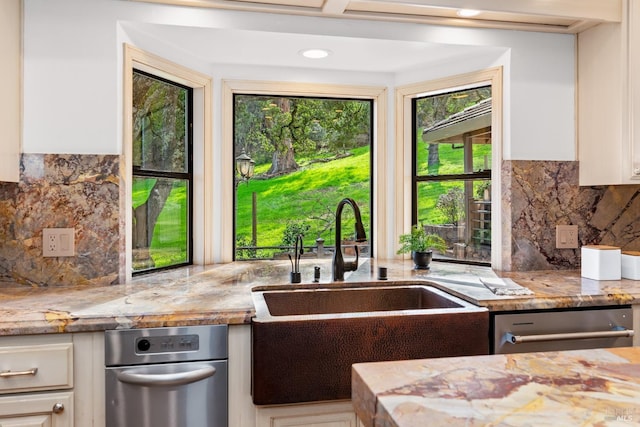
<box><xmin>333</xmin><ymin>198</ymin><xmax>367</xmax><ymax>281</ymax></box>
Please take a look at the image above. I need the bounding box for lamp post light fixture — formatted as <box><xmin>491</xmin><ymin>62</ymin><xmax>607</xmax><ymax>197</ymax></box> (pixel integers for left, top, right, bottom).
<box><xmin>235</xmin><ymin>149</ymin><xmax>258</xmax><ymax>249</ymax></box>
<box><xmin>235</xmin><ymin>149</ymin><xmax>255</xmax><ymax>182</ymax></box>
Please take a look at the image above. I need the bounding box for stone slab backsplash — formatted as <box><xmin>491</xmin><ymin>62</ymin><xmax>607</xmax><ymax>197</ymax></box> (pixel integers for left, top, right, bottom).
<box><xmin>0</xmin><ymin>154</ymin><xmax>121</xmax><ymax>286</ymax></box>
<box><xmin>0</xmin><ymin>155</ymin><xmax>639</xmax><ymax>286</ymax></box>
<box><xmin>502</xmin><ymin>160</ymin><xmax>640</xmax><ymax>271</ymax></box>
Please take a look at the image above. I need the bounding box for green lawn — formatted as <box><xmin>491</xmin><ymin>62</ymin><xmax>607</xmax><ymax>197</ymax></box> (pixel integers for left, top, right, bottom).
<box><xmin>235</xmin><ymin>146</ymin><xmax>371</xmax><ymax>254</ymax></box>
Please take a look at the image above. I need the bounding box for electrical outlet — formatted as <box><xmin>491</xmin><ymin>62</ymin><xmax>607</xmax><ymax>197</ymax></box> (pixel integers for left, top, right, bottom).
<box><xmin>556</xmin><ymin>224</ymin><xmax>578</xmax><ymax>249</ymax></box>
<box><xmin>43</xmin><ymin>228</ymin><xmax>75</xmax><ymax>257</ymax></box>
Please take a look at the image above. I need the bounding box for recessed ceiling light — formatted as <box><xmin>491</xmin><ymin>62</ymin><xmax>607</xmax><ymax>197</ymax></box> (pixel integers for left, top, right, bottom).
<box><xmin>300</xmin><ymin>49</ymin><xmax>331</xmax><ymax>59</ymax></box>
<box><xmin>457</xmin><ymin>9</ymin><xmax>481</xmax><ymax>18</ymax></box>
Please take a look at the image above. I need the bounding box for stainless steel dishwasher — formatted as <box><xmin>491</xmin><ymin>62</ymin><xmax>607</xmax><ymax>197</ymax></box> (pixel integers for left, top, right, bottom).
<box><xmin>492</xmin><ymin>306</ymin><xmax>634</xmax><ymax>354</ymax></box>
<box><xmin>105</xmin><ymin>325</ymin><xmax>228</xmax><ymax>427</ymax></box>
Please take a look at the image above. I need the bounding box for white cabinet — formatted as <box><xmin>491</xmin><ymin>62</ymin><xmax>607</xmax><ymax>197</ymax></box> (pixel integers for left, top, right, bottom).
<box><xmin>255</xmin><ymin>401</ymin><xmax>357</xmax><ymax>427</ymax></box>
<box><xmin>0</xmin><ymin>0</ymin><xmax>21</xmax><ymax>183</ymax></box>
<box><xmin>0</xmin><ymin>392</ymin><xmax>73</xmax><ymax>427</ymax></box>
<box><xmin>0</xmin><ymin>332</ymin><xmax>105</xmax><ymax>427</ymax></box>
<box><xmin>0</xmin><ymin>342</ymin><xmax>73</xmax><ymax>395</ymax></box>
<box><xmin>578</xmin><ymin>0</ymin><xmax>640</xmax><ymax>185</ymax></box>
<box><xmin>0</xmin><ymin>334</ymin><xmax>74</xmax><ymax>426</ymax></box>
<box><xmin>628</xmin><ymin>0</ymin><xmax>640</xmax><ymax>180</ymax></box>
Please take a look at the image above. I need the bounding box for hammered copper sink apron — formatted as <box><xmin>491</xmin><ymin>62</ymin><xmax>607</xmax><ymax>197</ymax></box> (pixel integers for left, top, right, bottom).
<box><xmin>251</xmin><ymin>285</ymin><xmax>489</xmax><ymax>405</ymax></box>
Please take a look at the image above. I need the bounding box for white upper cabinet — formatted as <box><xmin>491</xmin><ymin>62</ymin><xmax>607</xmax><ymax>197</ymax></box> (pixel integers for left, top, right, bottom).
<box><xmin>0</xmin><ymin>0</ymin><xmax>21</xmax><ymax>183</ymax></box>
<box><xmin>578</xmin><ymin>0</ymin><xmax>640</xmax><ymax>185</ymax></box>
<box><xmin>629</xmin><ymin>0</ymin><xmax>640</xmax><ymax>179</ymax></box>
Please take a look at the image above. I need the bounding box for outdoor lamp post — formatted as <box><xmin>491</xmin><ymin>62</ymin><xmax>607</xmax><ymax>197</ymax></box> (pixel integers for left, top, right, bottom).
<box><xmin>235</xmin><ymin>150</ymin><xmax>255</xmax><ymax>182</ymax></box>
<box><xmin>235</xmin><ymin>149</ymin><xmax>257</xmax><ymax>248</ymax></box>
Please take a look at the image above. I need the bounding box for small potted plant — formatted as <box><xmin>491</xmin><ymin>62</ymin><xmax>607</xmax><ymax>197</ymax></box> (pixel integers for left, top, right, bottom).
<box><xmin>476</xmin><ymin>181</ymin><xmax>492</xmax><ymax>201</ymax></box>
<box><xmin>397</xmin><ymin>224</ymin><xmax>447</xmax><ymax>269</ymax></box>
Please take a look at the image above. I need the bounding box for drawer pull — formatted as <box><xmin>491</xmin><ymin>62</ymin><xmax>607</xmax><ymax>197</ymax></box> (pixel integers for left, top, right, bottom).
<box><xmin>0</xmin><ymin>368</ymin><xmax>38</xmax><ymax>378</ymax></box>
<box><xmin>52</xmin><ymin>403</ymin><xmax>65</xmax><ymax>414</ymax></box>
<box><xmin>506</xmin><ymin>329</ymin><xmax>634</xmax><ymax>344</ymax></box>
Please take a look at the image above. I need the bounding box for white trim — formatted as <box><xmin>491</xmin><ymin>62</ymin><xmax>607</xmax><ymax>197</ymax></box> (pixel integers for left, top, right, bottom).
<box><xmin>127</xmin><ymin>0</ymin><xmax>620</xmax><ymax>34</ymax></box>
<box><xmin>394</xmin><ymin>67</ymin><xmax>503</xmax><ymax>268</ymax></box>
<box><xmin>123</xmin><ymin>44</ymin><xmax>213</xmax><ymax>281</ymax></box>
<box><xmin>221</xmin><ymin>80</ymin><xmax>388</xmax><ymax>261</ymax></box>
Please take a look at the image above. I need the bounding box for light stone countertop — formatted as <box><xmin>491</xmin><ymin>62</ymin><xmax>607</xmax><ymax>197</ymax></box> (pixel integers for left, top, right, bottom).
<box><xmin>352</xmin><ymin>346</ymin><xmax>640</xmax><ymax>427</ymax></box>
<box><xmin>0</xmin><ymin>258</ymin><xmax>638</xmax><ymax>335</ymax></box>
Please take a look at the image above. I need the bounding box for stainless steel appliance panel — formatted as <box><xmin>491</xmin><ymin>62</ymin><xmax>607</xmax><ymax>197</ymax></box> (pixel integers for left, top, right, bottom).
<box><xmin>106</xmin><ymin>360</ymin><xmax>227</xmax><ymax>427</ymax></box>
<box><xmin>105</xmin><ymin>325</ymin><xmax>228</xmax><ymax>427</ymax></box>
<box><xmin>105</xmin><ymin>324</ymin><xmax>228</xmax><ymax>366</ymax></box>
<box><xmin>493</xmin><ymin>307</ymin><xmax>634</xmax><ymax>354</ymax></box>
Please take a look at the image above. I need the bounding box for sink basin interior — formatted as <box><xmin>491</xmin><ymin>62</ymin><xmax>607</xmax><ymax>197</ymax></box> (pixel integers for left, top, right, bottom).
<box><xmin>260</xmin><ymin>285</ymin><xmax>463</xmax><ymax>316</ymax></box>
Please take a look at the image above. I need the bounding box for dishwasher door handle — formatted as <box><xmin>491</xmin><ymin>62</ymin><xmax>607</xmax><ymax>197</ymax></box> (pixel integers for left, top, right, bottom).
<box><xmin>116</xmin><ymin>365</ymin><xmax>216</xmax><ymax>387</ymax></box>
<box><xmin>506</xmin><ymin>328</ymin><xmax>635</xmax><ymax>344</ymax></box>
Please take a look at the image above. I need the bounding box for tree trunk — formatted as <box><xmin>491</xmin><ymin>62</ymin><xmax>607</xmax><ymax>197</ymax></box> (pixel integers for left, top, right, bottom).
<box><xmin>131</xmin><ymin>179</ymin><xmax>174</xmax><ymax>268</ymax></box>
<box><xmin>267</xmin><ymin>139</ymin><xmax>298</xmax><ymax>175</ymax></box>
<box><xmin>266</xmin><ymin>97</ymin><xmax>299</xmax><ymax>175</ymax></box>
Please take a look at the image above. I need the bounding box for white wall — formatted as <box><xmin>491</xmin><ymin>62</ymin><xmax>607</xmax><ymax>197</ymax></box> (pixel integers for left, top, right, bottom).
<box><xmin>24</xmin><ymin>0</ymin><xmax>575</xmax><ymax>161</ymax></box>
<box><xmin>22</xmin><ymin>0</ymin><xmax>576</xmax><ymax>261</ymax></box>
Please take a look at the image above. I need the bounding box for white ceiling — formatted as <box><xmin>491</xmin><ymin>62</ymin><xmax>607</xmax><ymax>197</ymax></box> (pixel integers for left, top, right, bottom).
<box><xmin>127</xmin><ymin>21</ymin><xmax>492</xmax><ymax>73</ymax></box>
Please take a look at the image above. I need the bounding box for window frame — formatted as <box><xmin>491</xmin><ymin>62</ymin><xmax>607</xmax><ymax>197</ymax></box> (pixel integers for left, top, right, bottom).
<box><xmin>411</xmin><ymin>87</ymin><xmax>492</xmax><ymax>266</ymax></box>
<box><xmin>395</xmin><ymin>68</ymin><xmax>503</xmax><ymax>269</ymax></box>
<box><xmin>231</xmin><ymin>93</ymin><xmax>375</xmax><ymax>261</ymax></box>
<box><xmin>123</xmin><ymin>44</ymin><xmax>213</xmax><ymax>282</ymax></box>
<box><xmin>221</xmin><ymin>80</ymin><xmax>388</xmax><ymax>262</ymax></box>
<box><xmin>131</xmin><ymin>69</ymin><xmax>194</xmax><ymax>274</ymax></box>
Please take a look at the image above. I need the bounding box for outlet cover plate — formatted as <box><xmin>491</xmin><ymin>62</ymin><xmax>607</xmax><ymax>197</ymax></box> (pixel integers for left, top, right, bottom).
<box><xmin>556</xmin><ymin>224</ymin><xmax>578</xmax><ymax>249</ymax></box>
<box><xmin>43</xmin><ymin>228</ymin><xmax>75</xmax><ymax>257</ymax></box>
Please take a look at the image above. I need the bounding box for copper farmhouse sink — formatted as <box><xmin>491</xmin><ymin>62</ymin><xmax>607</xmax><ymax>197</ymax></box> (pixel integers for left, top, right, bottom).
<box><xmin>251</xmin><ymin>284</ymin><xmax>489</xmax><ymax>405</ymax></box>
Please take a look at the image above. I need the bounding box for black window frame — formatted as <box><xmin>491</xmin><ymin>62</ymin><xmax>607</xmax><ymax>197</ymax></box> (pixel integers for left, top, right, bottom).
<box><xmin>231</xmin><ymin>93</ymin><xmax>375</xmax><ymax>261</ymax></box>
<box><xmin>132</xmin><ymin>68</ymin><xmax>194</xmax><ymax>275</ymax></box>
<box><xmin>411</xmin><ymin>92</ymin><xmax>491</xmax><ymax>267</ymax></box>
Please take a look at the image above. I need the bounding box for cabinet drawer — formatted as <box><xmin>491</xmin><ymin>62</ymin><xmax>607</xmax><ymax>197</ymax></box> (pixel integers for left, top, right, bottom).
<box><xmin>0</xmin><ymin>343</ymin><xmax>73</xmax><ymax>394</ymax></box>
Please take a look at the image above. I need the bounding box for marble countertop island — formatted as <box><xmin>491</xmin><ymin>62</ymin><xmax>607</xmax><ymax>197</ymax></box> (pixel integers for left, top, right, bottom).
<box><xmin>0</xmin><ymin>258</ymin><xmax>639</xmax><ymax>335</ymax></box>
<box><xmin>352</xmin><ymin>347</ymin><xmax>640</xmax><ymax>427</ymax></box>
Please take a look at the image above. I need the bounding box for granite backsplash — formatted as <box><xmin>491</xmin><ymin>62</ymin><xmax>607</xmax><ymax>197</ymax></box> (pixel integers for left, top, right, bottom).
<box><xmin>0</xmin><ymin>154</ymin><xmax>638</xmax><ymax>286</ymax></box>
<box><xmin>502</xmin><ymin>160</ymin><xmax>640</xmax><ymax>270</ymax></box>
<box><xmin>0</xmin><ymin>154</ymin><xmax>122</xmax><ymax>286</ymax></box>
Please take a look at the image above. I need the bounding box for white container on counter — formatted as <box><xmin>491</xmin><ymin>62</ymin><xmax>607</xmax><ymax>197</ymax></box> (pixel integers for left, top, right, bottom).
<box><xmin>621</xmin><ymin>251</ymin><xmax>640</xmax><ymax>280</ymax></box>
<box><xmin>581</xmin><ymin>245</ymin><xmax>621</xmax><ymax>280</ymax></box>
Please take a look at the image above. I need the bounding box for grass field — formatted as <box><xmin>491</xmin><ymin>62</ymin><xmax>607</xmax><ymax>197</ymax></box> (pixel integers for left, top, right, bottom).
<box><xmin>235</xmin><ymin>146</ymin><xmax>371</xmax><ymax>257</ymax></box>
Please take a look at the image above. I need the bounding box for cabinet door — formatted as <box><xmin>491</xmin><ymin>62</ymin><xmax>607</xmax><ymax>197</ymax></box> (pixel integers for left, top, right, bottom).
<box><xmin>264</xmin><ymin>413</ymin><xmax>356</xmax><ymax>427</ymax></box>
<box><xmin>0</xmin><ymin>0</ymin><xmax>21</xmax><ymax>183</ymax></box>
<box><xmin>0</xmin><ymin>414</ymin><xmax>53</xmax><ymax>427</ymax></box>
<box><xmin>578</xmin><ymin>19</ymin><xmax>629</xmax><ymax>185</ymax></box>
<box><xmin>630</xmin><ymin>0</ymin><xmax>640</xmax><ymax>180</ymax></box>
<box><xmin>0</xmin><ymin>392</ymin><xmax>73</xmax><ymax>427</ymax></box>
<box><xmin>256</xmin><ymin>401</ymin><xmax>357</xmax><ymax>427</ymax></box>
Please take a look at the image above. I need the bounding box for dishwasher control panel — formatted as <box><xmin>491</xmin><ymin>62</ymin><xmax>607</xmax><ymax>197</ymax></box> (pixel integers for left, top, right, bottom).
<box><xmin>135</xmin><ymin>334</ymin><xmax>200</xmax><ymax>354</ymax></box>
<box><xmin>105</xmin><ymin>324</ymin><xmax>228</xmax><ymax>366</ymax></box>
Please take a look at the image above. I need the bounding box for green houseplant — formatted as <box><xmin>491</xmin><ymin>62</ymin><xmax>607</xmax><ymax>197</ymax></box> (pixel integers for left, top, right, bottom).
<box><xmin>397</xmin><ymin>224</ymin><xmax>447</xmax><ymax>269</ymax></box>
